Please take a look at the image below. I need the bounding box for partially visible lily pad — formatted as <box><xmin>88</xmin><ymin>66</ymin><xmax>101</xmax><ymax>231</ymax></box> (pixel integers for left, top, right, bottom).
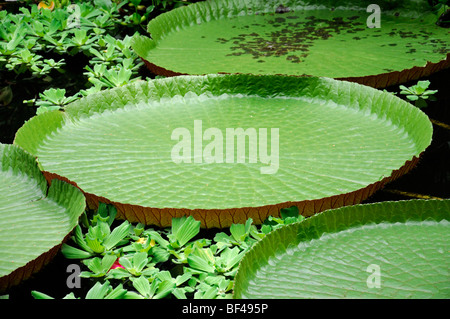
<box><xmin>132</xmin><ymin>0</ymin><xmax>449</xmax><ymax>87</ymax></box>
<box><xmin>233</xmin><ymin>199</ymin><xmax>450</xmax><ymax>299</ymax></box>
<box><xmin>0</xmin><ymin>143</ymin><xmax>86</xmax><ymax>292</ymax></box>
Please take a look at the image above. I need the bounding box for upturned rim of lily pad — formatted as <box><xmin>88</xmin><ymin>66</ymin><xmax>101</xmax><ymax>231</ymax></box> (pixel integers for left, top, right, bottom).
<box><xmin>13</xmin><ymin>74</ymin><xmax>433</xmax><ymax>228</ymax></box>
<box><xmin>0</xmin><ymin>144</ymin><xmax>86</xmax><ymax>292</ymax></box>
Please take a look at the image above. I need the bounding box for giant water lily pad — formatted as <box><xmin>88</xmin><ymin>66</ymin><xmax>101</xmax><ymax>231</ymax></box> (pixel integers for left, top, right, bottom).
<box><xmin>0</xmin><ymin>144</ymin><xmax>85</xmax><ymax>292</ymax></box>
<box><xmin>233</xmin><ymin>199</ymin><xmax>450</xmax><ymax>299</ymax></box>
<box><xmin>14</xmin><ymin>74</ymin><xmax>432</xmax><ymax>228</ymax></box>
<box><xmin>132</xmin><ymin>0</ymin><xmax>449</xmax><ymax>88</ymax></box>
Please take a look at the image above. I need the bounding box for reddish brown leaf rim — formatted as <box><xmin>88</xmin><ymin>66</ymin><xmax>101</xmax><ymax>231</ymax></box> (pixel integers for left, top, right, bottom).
<box><xmin>0</xmin><ymin>232</ymin><xmax>73</xmax><ymax>293</ymax></box>
<box><xmin>41</xmin><ymin>153</ymin><xmax>422</xmax><ymax>229</ymax></box>
<box><xmin>141</xmin><ymin>53</ymin><xmax>450</xmax><ymax>89</ymax></box>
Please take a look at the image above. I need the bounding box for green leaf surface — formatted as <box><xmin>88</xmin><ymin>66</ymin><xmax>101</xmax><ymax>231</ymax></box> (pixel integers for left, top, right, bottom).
<box><xmin>171</xmin><ymin>216</ymin><xmax>201</xmax><ymax>247</ymax></box>
<box><xmin>132</xmin><ymin>0</ymin><xmax>449</xmax><ymax>87</ymax></box>
<box><xmin>85</xmin><ymin>281</ymin><xmax>110</xmax><ymax>299</ymax></box>
<box><xmin>61</xmin><ymin>243</ymin><xmax>93</xmax><ymax>259</ymax></box>
<box><xmin>132</xmin><ymin>275</ymin><xmax>151</xmax><ymax>297</ymax></box>
<box><xmin>103</xmin><ymin>221</ymin><xmax>131</xmax><ymax>250</ymax></box>
<box><xmin>14</xmin><ymin>74</ymin><xmax>432</xmax><ymax>228</ymax></box>
<box><xmin>0</xmin><ymin>143</ymin><xmax>86</xmax><ymax>291</ymax></box>
<box><xmin>233</xmin><ymin>199</ymin><xmax>450</xmax><ymax>299</ymax></box>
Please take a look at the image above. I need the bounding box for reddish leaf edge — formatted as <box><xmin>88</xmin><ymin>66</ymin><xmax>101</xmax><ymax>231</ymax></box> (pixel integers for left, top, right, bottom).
<box><xmin>140</xmin><ymin>52</ymin><xmax>450</xmax><ymax>89</ymax></box>
<box><xmin>41</xmin><ymin>153</ymin><xmax>421</xmax><ymax>229</ymax></box>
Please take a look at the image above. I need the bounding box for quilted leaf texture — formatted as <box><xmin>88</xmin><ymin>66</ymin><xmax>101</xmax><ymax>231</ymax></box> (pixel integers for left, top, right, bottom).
<box><xmin>233</xmin><ymin>199</ymin><xmax>450</xmax><ymax>299</ymax></box>
<box><xmin>14</xmin><ymin>74</ymin><xmax>432</xmax><ymax>228</ymax></box>
<box><xmin>0</xmin><ymin>144</ymin><xmax>86</xmax><ymax>291</ymax></box>
<box><xmin>132</xmin><ymin>0</ymin><xmax>449</xmax><ymax>88</ymax></box>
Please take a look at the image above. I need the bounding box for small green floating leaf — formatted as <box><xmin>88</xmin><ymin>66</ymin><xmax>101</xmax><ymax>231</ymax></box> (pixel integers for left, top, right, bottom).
<box><xmin>170</xmin><ymin>216</ymin><xmax>201</xmax><ymax>248</ymax></box>
<box><xmin>61</xmin><ymin>243</ymin><xmax>93</xmax><ymax>259</ymax></box>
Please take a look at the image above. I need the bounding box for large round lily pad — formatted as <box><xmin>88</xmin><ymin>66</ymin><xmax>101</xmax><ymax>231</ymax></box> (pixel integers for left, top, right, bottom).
<box><xmin>132</xmin><ymin>0</ymin><xmax>449</xmax><ymax>88</ymax></box>
<box><xmin>233</xmin><ymin>199</ymin><xmax>450</xmax><ymax>299</ymax></box>
<box><xmin>0</xmin><ymin>144</ymin><xmax>86</xmax><ymax>292</ymax></box>
<box><xmin>14</xmin><ymin>74</ymin><xmax>432</xmax><ymax>228</ymax></box>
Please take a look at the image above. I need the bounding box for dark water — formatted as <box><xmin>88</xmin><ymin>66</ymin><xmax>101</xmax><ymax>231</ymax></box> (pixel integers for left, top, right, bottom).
<box><xmin>366</xmin><ymin>67</ymin><xmax>450</xmax><ymax>201</ymax></box>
